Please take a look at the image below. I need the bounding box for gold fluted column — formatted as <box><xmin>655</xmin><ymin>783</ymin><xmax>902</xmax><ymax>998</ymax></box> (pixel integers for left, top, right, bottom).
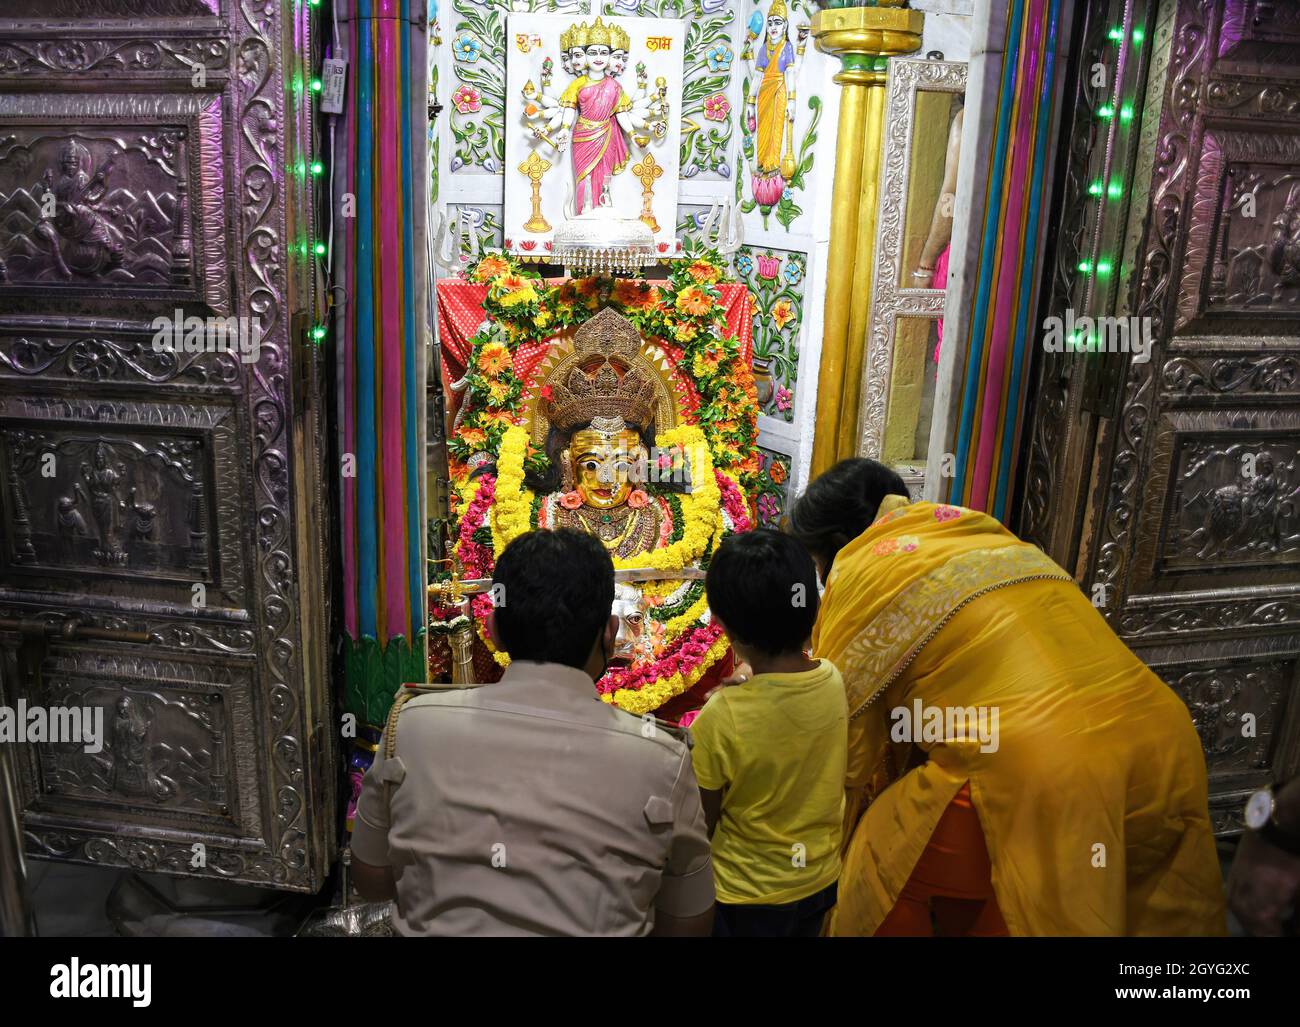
<box><xmin>809</xmin><ymin>3</ymin><xmax>923</xmax><ymax>478</ymax></box>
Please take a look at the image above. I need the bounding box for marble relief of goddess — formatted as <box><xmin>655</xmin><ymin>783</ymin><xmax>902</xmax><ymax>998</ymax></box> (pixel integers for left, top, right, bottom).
<box><xmin>554</xmin><ymin>18</ymin><xmax>635</xmax><ymax>213</ymax></box>
<box><xmin>744</xmin><ymin>0</ymin><xmax>810</xmax><ymax>208</ymax></box>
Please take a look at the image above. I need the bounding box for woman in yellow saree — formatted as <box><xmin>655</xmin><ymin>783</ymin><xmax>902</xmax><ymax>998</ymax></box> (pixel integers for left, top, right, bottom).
<box><xmin>788</xmin><ymin>459</ymin><xmax>1226</xmax><ymax>936</ymax></box>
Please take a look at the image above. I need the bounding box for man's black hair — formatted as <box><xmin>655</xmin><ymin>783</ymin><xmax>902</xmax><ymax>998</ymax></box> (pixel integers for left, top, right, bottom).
<box><xmin>788</xmin><ymin>457</ymin><xmax>909</xmax><ymax>572</ymax></box>
<box><xmin>705</xmin><ymin>528</ymin><xmax>820</xmax><ymax>657</ymax></box>
<box><xmin>491</xmin><ymin>528</ymin><xmax>615</xmax><ymax>669</ymax></box>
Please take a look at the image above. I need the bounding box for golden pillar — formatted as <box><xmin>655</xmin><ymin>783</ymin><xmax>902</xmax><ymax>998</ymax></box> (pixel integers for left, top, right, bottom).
<box><xmin>809</xmin><ymin>3</ymin><xmax>922</xmax><ymax>477</ymax></box>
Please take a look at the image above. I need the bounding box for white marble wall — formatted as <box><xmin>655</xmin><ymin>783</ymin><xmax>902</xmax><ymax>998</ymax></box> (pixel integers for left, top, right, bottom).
<box><xmin>914</xmin><ymin>0</ymin><xmax>976</xmax><ymax>62</ymax></box>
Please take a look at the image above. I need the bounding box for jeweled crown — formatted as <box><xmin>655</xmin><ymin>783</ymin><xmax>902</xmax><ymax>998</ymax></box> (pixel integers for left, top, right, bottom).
<box><xmin>566</xmin><ymin>21</ymin><xmax>589</xmax><ymax>48</ymax></box>
<box><xmin>546</xmin><ymin>308</ymin><xmax>657</xmax><ymax>432</ymax></box>
<box><xmin>588</xmin><ymin>17</ymin><xmax>612</xmax><ymax>47</ymax></box>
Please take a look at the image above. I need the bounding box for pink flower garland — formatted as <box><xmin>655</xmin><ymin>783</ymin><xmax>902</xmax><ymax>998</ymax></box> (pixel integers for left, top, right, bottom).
<box><xmin>456</xmin><ymin>476</ymin><xmax>496</xmax><ymax>621</ymax></box>
<box><xmin>716</xmin><ymin>470</ymin><xmax>754</xmax><ymax>532</ymax></box>
<box><xmin>596</xmin><ymin>621</ymin><xmax>725</xmax><ymax>696</ymax></box>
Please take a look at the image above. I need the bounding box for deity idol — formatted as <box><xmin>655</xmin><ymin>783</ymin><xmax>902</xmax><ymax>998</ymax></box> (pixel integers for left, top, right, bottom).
<box><xmin>556</xmin><ymin>18</ymin><xmax>636</xmax><ymax>213</ymax></box>
<box><xmin>526</xmin><ymin>307</ymin><xmax>677</xmax><ymax>562</ymax></box>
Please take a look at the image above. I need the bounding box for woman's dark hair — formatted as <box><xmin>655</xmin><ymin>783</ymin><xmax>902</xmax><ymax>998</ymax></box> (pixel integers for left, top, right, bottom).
<box><xmin>787</xmin><ymin>458</ymin><xmax>909</xmax><ymax>571</ymax></box>
<box><xmin>491</xmin><ymin>528</ymin><xmax>614</xmax><ymax>668</ymax></box>
<box><xmin>706</xmin><ymin>529</ymin><xmax>819</xmax><ymax>656</ymax></box>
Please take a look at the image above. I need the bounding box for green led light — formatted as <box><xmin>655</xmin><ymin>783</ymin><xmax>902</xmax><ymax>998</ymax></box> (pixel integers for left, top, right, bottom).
<box><xmin>1120</xmin><ymin>103</ymin><xmax>1134</xmax><ymax>123</ymax></box>
<box><xmin>311</xmin><ymin>78</ymin><xmax>323</xmax><ymax>93</ymax></box>
<box><xmin>313</xmin><ymin>242</ymin><xmax>326</xmax><ymax>256</ymax></box>
<box><xmin>1088</xmin><ymin>181</ymin><xmax>1103</xmax><ymax>197</ymax></box>
<box><xmin>1078</xmin><ymin>261</ymin><xmax>1092</xmax><ymax>274</ymax></box>
<box><xmin>311</xmin><ymin>160</ymin><xmax>324</xmax><ymax>176</ymax></box>
<box><xmin>1132</xmin><ymin>26</ymin><xmax>1145</xmax><ymax>45</ymax></box>
<box><xmin>310</xmin><ymin>0</ymin><xmax>321</xmax><ymax>6</ymax></box>
<box><xmin>1098</xmin><ymin>105</ymin><xmax>1115</xmax><ymax>119</ymax></box>
<box><xmin>1096</xmin><ymin>260</ymin><xmax>1113</xmax><ymax>276</ymax></box>
<box><xmin>1108</xmin><ymin>27</ymin><xmax>1123</xmax><ymax>42</ymax></box>
<box><xmin>1108</xmin><ymin>181</ymin><xmax>1123</xmax><ymax>199</ymax></box>
<box><xmin>311</xmin><ymin>326</ymin><xmax>327</xmax><ymax>341</ymax></box>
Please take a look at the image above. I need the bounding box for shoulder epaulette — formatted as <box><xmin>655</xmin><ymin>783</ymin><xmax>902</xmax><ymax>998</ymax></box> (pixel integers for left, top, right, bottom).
<box><xmin>382</xmin><ymin>681</ymin><xmax>488</xmax><ymax>760</ymax></box>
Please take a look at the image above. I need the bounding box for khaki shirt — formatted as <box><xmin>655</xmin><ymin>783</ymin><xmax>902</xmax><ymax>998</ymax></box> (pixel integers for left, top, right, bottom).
<box><xmin>350</xmin><ymin>661</ymin><xmax>714</xmax><ymax>936</ymax></box>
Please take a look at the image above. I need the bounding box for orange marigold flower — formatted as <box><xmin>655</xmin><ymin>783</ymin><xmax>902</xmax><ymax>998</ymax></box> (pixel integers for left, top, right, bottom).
<box><xmin>472</xmin><ymin>255</ymin><xmax>510</xmax><ymax>283</ymax></box>
<box><xmin>770</xmin><ymin>461</ymin><xmax>787</xmax><ymax>485</ymax></box>
<box><xmin>460</xmin><ymin>427</ymin><xmax>487</xmax><ymax>449</ymax></box>
<box><xmin>687</xmin><ymin>260</ymin><xmax>721</xmax><ymax>285</ymax></box>
<box><xmin>675</xmin><ymin>322</ymin><xmax>699</xmax><ymax>344</ymax></box>
<box><xmin>674</xmin><ymin>285</ymin><xmax>713</xmax><ymax>317</ymax></box>
<box><xmin>477</xmin><ymin>341</ymin><xmax>511</xmax><ymax>376</ymax></box>
<box><xmin>613</xmin><ymin>280</ymin><xmax>659</xmax><ymax>310</ymax></box>
<box><xmin>492</xmin><ymin>274</ymin><xmax>538</xmax><ymax>308</ymax></box>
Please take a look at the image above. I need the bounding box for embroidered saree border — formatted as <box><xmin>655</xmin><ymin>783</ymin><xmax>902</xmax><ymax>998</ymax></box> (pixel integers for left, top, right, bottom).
<box><xmin>839</xmin><ymin>545</ymin><xmax>1073</xmax><ymax>716</ymax></box>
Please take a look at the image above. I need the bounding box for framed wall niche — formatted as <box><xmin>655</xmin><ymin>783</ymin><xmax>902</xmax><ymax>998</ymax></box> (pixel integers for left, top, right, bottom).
<box><xmin>858</xmin><ymin>56</ymin><xmax>967</xmax><ymax>495</ymax></box>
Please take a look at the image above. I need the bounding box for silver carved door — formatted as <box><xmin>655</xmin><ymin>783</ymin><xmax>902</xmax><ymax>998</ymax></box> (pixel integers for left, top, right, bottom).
<box><xmin>1021</xmin><ymin>0</ymin><xmax>1300</xmax><ymax>834</ymax></box>
<box><xmin>0</xmin><ymin>1</ymin><xmax>334</xmax><ymax>890</ymax></box>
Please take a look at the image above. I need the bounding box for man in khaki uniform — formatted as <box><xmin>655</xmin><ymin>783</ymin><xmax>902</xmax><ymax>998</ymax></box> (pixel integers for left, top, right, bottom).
<box><xmin>351</xmin><ymin>529</ymin><xmax>715</xmax><ymax>936</ymax></box>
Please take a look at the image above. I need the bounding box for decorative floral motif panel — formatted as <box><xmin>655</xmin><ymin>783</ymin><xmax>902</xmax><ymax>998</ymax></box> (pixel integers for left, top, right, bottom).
<box><xmin>755</xmin><ymin>446</ymin><xmax>792</xmax><ymax>527</ymax></box>
<box><xmin>733</xmin><ymin>244</ymin><xmax>806</xmax><ymax>422</ymax></box>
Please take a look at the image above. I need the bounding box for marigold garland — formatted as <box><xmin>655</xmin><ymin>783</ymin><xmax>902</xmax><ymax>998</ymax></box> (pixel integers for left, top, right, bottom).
<box><xmin>442</xmin><ymin>251</ymin><xmax>762</xmax><ymax>711</ymax></box>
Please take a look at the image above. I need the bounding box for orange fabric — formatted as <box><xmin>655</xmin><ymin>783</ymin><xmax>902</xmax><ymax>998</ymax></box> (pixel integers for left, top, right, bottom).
<box><xmin>873</xmin><ymin>783</ymin><xmax>1009</xmax><ymax>937</ymax></box>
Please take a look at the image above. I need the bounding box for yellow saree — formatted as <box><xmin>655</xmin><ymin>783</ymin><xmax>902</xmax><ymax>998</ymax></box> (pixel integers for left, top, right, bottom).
<box><xmin>813</xmin><ymin>497</ymin><xmax>1226</xmax><ymax>936</ymax></box>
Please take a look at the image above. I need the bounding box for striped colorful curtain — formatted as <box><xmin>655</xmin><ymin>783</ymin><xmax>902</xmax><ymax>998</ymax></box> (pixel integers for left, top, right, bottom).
<box><xmin>334</xmin><ymin>0</ymin><xmax>428</xmax><ymax>728</ymax></box>
<box><xmin>941</xmin><ymin>0</ymin><xmax>1064</xmax><ymax>522</ymax></box>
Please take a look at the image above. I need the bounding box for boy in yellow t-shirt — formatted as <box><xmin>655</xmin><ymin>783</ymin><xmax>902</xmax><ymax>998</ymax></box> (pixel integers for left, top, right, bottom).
<box><xmin>689</xmin><ymin>529</ymin><xmax>848</xmax><ymax>937</ymax></box>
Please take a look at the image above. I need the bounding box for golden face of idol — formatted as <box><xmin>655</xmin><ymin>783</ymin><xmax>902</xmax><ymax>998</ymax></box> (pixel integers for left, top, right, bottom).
<box><xmin>571</xmin><ymin>428</ymin><xmax>645</xmax><ymax>509</ymax></box>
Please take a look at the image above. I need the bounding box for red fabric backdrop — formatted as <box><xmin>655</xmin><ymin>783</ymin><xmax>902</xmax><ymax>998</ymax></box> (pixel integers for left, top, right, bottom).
<box><xmin>435</xmin><ymin>280</ymin><xmax>754</xmax><ymax>421</ymax></box>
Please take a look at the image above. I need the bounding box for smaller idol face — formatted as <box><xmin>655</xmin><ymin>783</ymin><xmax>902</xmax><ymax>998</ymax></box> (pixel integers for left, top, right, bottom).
<box><xmin>610</xmin><ymin>584</ymin><xmax>648</xmax><ymax>663</ymax></box>
<box><xmin>572</xmin><ymin>428</ymin><xmax>646</xmax><ymax>509</ymax></box>
<box><xmin>560</xmin><ymin>50</ymin><xmax>573</xmax><ymax>74</ymax></box>
<box><xmin>585</xmin><ymin>43</ymin><xmax>612</xmax><ymax>74</ymax></box>
<box><xmin>569</xmin><ymin>46</ymin><xmax>587</xmax><ymax>73</ymax></box>
<box><xmin>767</xmin><ymin>15</ymin><xmax>786</xmax><ymax>44</ymax></box>
<box><xmin>610</xmin><ymin>48</ymin><xmax>628</xmax><ymax>76</ymax></box>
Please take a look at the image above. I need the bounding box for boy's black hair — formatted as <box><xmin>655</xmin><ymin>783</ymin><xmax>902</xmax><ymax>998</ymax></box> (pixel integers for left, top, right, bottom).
<box><xmin>491</xmin><ymin>528</ymin><xmax>615</xmax><ymax>669</ymax></box>
<box><xmin>705</xmin><ymin>528</ymin><xmax>820</xmax><ymax>657</ymax></box>
<box><xmin>788</xmin><ymin>457</ymin><xmax>909</xmax><ymax>572</ymax></box>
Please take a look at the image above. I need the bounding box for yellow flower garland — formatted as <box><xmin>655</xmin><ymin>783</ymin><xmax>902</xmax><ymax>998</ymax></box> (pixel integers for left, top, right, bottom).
<box><xmin>490</xmin><ymin>423</ymin><xmax>722</xmax><ymax>574</ymax></box>
<box><xmin>491</xmin><ymin>425</ymin><xmax>533</xmax><ymax>552</ymax></box>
